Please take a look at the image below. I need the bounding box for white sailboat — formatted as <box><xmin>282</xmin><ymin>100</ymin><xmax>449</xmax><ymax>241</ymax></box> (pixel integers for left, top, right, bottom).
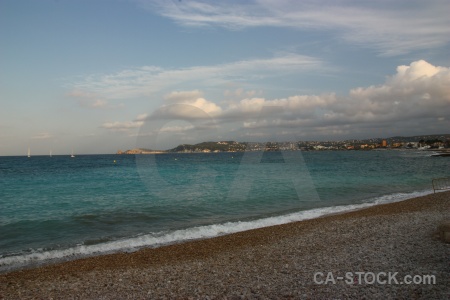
<box><xmin>27</xmin><ymin>147</ymin><xmax>31</xmax><ymax>158</ymax></box>
<box><xmin>71</xmin><ymin>149</ymin><xmax>75</xmax><ymax>158</ymax></box>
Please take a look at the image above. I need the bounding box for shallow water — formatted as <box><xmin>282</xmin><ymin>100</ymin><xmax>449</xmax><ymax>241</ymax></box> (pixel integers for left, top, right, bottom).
<box><xmin>0</xmin><ymin>150</ymin><xmax>448</xmax><ymax>271</ymax></box>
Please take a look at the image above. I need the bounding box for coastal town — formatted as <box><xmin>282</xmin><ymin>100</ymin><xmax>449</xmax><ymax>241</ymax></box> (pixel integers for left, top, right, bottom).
<box><xmin>117</xmin><ymin>134</ymin><xmax>450</xmax><ymax>154</ymax></box>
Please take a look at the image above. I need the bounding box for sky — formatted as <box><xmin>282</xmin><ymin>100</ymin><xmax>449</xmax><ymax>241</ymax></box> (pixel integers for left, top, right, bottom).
<box><xmin>1</xmin><ymin>0</ymin><xmax>449</xmax><ymax>155</ymax></box>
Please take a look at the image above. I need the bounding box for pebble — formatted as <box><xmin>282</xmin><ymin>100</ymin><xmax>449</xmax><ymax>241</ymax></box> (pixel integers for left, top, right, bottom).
<box><xmin>0</xmin><ymin>192</ymin><xmax>449</xmax><ymax>299</ymax></box>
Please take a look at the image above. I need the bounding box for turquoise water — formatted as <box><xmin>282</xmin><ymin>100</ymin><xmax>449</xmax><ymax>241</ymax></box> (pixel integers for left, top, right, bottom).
<box><xmin>0</xmin><ymin>150</ymin><xmax>448</xmax><ymax>271</ymax></box>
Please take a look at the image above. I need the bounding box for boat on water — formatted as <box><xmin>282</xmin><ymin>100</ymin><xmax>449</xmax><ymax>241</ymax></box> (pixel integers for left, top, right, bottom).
<box><xmin>27</xmin><ymin>147</ymin><xmax>30</xmax><ymax>158</ymax></box>
<box><xmin>71</xmin><ymin>149</ymin><xmax>75</xmax><ymax>158</ymax></box>
<box><xmin>430</xmin><ymin>149</ymin><xmax>450</xmax><ymax>157</ymax></box>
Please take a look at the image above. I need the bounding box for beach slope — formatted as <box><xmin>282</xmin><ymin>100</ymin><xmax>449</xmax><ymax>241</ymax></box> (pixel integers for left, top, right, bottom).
<box><xmin>1</xmin><ymin>192</ymin><xmax>449</xmax><ymax>299</ymax></box>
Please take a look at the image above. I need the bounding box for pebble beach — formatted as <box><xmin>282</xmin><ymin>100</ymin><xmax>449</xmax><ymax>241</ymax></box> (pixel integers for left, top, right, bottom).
<box><xmin>1</xmin><ymin>191</ymin><xmax>449</xmax><ymax>299</ymax></box>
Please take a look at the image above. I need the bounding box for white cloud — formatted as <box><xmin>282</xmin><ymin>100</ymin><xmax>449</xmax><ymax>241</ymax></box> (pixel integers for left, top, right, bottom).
<box><xmin>230</xmin><ymin>58</ymin><xmax>448</xmax><ymax>133</ymax></box>
<box><xmin>164</xmin><ymin>90</ymin><xmax>204</xmax><ymax>103</ymax></box>
<box><xmin>102</xmin><ymin>60</ymin><xmax>450</xmax><ymax>141</ymax></box>
<box><xmin>391</xmin><ymin>60</ymin><xmax>445</xmax><ymax>83</ymax></box>
<box><xmin>159</xmin><ymin>125</ymin><xmax>195</xmax><ymax>133</ymax></box>
<box><xmin>226</xmin><ymin>94</ymin><xmax>336</xmax><ymax>117</ymax></box>
<box><xmin>68</xmin><ymin>90</ymin><xmax>124</xmax><ymax>109</ymax></box>
<box><xmin>101</xmin><ymin>120</ymin><xmax>144</xmax><ymax>132</ymax></box>
<box><xmin>31</xmin><ymin>133</ymin><xmax>54</xmax><ymax>140</ymax></box>
<box><xmin>345</xmin><ymin>59</ymin><xmax>450</xmax><ymax>120</ymax></box>
<box><xmin>154</xmin><ymin>103</ymin><xmax>220</xmax><ymax>120</ymax></box>
<box><xmin>71</xmin><ymin>54</ymin><xmax>324</xmax><ymax>100</ymax></box>
<box><xmin>135</xmin><ymin>113</ymin><xmax>149</xmax><ymax>121</ymax></box>
<box><xmin>163</xmin><ymin>90</ymin><xmax>222</xmax><ymax>116</ymax></box>
<box><xmin>224</xmin><ymin>88</ymin><xmax>260</xmax><ymax>99</ymax></box>
<box><xmin>141</xmin><ymin>0</ymin><xmax>450</xmax><ymax>56</ymax></box>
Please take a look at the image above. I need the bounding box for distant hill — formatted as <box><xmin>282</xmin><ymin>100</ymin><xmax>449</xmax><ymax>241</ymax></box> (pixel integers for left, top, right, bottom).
<box><xmin>385</xmin><ymin>134</ymin><xmax>450</xmax><ymax>143</ymax></box>
<box><xmin>344</xmin><ymin>134</ymin><xmax>450</xmax><ymax>144</ymax></box>
<box><xmin>168</xmin><ymin>141</ymin><xmax>246</xmax><ymax>153</ymax></box>
<box><xmin>117</xmin><ymin>134</ymin><xmax>450</xmax><ymax>154</ymax></box>
<box><xmin>116</xmin><ymin>148</ymin><xmax>166</xmax><ymax>154</ymax></box>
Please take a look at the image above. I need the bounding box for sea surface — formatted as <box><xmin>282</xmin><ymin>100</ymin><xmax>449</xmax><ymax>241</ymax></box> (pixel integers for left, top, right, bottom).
<box><xmin>0</xmin><ymin>150</ymin><xmax>449</xmax><ymax>272</ymax></box>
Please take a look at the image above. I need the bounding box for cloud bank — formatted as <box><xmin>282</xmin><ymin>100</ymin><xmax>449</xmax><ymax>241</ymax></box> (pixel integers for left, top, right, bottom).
<box><xmin>119</xmin><ymin>60</ymin><xmax>449</xmax><ymax>142</ymax></box>
<box><xmin>141</xmin><ymin>0</ymin><xmax>450</xmax><ymax>56</ymax></box>
<box><xmin>70</xmin><ymin>54</ymin><xmax>324</xmax><ymax>100</ymax></box>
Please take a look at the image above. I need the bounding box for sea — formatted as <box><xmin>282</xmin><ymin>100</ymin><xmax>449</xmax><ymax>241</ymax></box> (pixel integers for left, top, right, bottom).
<box><xmin>0</xmin><ymin>150</ymin><xmax>449</xmax><ymax>272</ymax></box>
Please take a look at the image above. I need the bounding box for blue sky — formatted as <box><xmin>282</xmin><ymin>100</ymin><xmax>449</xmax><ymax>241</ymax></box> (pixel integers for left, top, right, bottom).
<box><xmin>1</xmin><ymin>0</ymin><xmax>449</xmax><ymax>155</ymax></box>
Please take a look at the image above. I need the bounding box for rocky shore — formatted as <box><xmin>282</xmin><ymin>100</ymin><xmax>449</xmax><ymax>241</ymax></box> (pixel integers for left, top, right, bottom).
<box><xmin>1</xmin><ymin>192</ymin><xmax>449</xmax><ymax>299</ymax></box>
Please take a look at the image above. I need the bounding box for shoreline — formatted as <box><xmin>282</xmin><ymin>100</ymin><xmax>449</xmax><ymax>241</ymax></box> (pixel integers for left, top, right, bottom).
<box><xmin>1</xmin><ymin>191</ymin><xmax>449</xmax><ymax>298</ymax></box>
<box><xmin>2</xmin><ymin>147</ymin><xmax>447</xmax><ymax>157</ymax></box>
<box><xmin>0</xmin><ymin>189</ymin><xmax>433</xmax><ymax>274</ymax></box>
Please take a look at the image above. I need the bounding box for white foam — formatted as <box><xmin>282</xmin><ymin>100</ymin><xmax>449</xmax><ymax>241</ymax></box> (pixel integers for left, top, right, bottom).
<box><xmin>0</xmin><ymin>189</ymin><xmax>434</xmax><ymax>273</ymax></box>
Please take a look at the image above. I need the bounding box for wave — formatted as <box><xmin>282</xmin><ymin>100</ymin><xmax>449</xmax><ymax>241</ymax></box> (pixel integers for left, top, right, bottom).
<box><xmin>0</xmin><ymin>189</ymin><xmax>433</xmax><ymax>273</ymax></box>
<box><xmin>398</xmin><ymin>150</ymin><xmax>438</xmax><ymax>158</ymax></box>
